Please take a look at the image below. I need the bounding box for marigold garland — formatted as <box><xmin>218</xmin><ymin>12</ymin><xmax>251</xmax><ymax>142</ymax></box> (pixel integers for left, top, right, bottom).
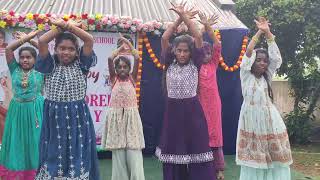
<box><xmin>136</xmin><ymin>34</ymin><xmax>144</xmax><ymax>105</ymax></box>
<box><xmin>215</xmin><ymin>30</ymin><xmax>248</xmax><ymax>72</ymax></box>
<box><xmin>140</xmin><ymin>31</ymin><xmax>248</xmax><ymax>72</ymax></box>
<box><xmin>142</xmin><ymin>34</ymin><xmax>165</xmax><ymax>70</ymax></box>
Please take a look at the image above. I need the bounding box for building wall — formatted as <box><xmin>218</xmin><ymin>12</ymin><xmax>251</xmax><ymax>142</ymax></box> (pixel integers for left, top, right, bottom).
<box><xmin>272</xmin><ymin>80</ymin><xmax>320</xmax><ymax>120</ymax></box>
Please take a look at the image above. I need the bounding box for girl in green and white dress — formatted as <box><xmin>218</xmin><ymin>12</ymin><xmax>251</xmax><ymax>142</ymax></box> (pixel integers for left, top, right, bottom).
<box><xmin>236</xmin><ymin>17</ymin><xmax>293</xmax><ymax>180</ymax></box>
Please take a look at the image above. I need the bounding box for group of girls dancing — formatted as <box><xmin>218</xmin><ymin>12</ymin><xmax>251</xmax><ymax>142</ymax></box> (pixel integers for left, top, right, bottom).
<box><xmin>0</xmin><ymin>1</ymin><xmax>292</xmax><ymax>180</ymax></box>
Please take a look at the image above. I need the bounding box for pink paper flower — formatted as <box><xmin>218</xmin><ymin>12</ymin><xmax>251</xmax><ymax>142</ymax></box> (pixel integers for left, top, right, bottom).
<box><xmin>101</xmin><ymin>17</ymin><xmax>108</xmax><ymax>25</ymax></box>
<box><xmin>51</xmin><ymin>14</ymin><xmax>57</xmax><ymax>18</ymax></box>
<box><xmin>132</xmin><ymin>18</ymin><xmax>142</xmax><ymax>25</ymax></box>
<box><xmin>111</xmin><ymin>18</ymin><xmax>118</xmax><ymax>25</ymax></box>
<box><xmin>124</xmin><ymin>23</ymin><xmax>131</xmax><ymax>29</ymax></box>
<box><xmin>137</xmin><ymin>24</ymin><xmax>143</xmax><ymax>31</ymax></box>
<box><xmin>142</xmin><ymin>24</ymin><xmax>149</xmax><ymax>32</ymax></box>
<box><xmin>145</xmin><ymin>22</ymin><xmax>154</xmax><ymax>31</ymax></box>
<box><xmin>153</xmin><ymin>21</ymin><xmax>162</xmax><ymax>29</ymax></box>
<box><xmin>44</xmin><ymin>23</ymin><xmax>51</xmax><ymax>31</ymax></box>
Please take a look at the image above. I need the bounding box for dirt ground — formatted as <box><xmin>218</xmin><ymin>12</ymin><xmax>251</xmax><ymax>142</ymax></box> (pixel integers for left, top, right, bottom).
<box><xmin>292</xmin><ymin>143</ymin><xmax>320</xmax><ymax>178</ymax></box>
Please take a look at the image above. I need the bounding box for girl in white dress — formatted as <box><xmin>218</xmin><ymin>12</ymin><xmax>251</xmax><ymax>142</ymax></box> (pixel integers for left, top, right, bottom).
<box><xmin>236</xmin><ymin>17</ymin><xmax>293</xmax><ymax>180</ymax></box>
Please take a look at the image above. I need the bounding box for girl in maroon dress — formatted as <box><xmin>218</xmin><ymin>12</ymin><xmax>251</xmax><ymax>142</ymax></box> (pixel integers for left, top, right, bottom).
<box><xmin>155</xmin><ymin>2</ymin><xmax>216</xmax><ymax>180</ymax></box>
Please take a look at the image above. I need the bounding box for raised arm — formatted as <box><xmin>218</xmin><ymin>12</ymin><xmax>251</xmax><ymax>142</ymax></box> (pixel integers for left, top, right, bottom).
<box><xmin>198</xmin><ymin>12</ymin><xmax>221</xmax><ymax>65</ymax></box>
<box><xmin>38</xmin><ymin>18</ymin><xmax>65</xmax><ymax>59</ymax></box>
<box><xmin>116</xmin><ymin>35</ymin><xmax>140</xmax><ymax>81</ymax></box>
<box><xmin>29</xmin><ymin>39</ymin><xmax>39</xmax><ymax>49</ymax></box>
<box><xmin>5</xmin><ymin>30</ymin><xmax>39</xmax><ymax>64</ymax></box>
<box><xmin>161</xmin><ymin>17</ymin><xmax>183</xmax><ymax>52</ymax></box>
<box><xmin>65</xmin><ymin>20</ymin><xmax>94</xmax><ymax>56</ymax></box>
<box><xmin>245</xmin><ymin>30</ymin><xmax>263</xmax><ymax>58</ymax></box>
<box><xmin>266</xmin><ymin>38</ymin><xmax>282</xmax><ymax>77</ymax></box>
<box><xmin>39</xmin><ymin>18</ymin><xmax>94</xmax><ymax>59</ymax></box>
<box><xmin>170</xmin><ymin>2</ymin><xmax>202</xmax><ymax>48</ymax></box>
<box><xmin>259</xmin><ymin>19</ymin><xmax>282</xmax><ymax>77</ymax></box>
<box><xmin>131</xmin><ymin>53</ymin><xmax>139</xmax><ymax>82</ymax></box>
<box><xmin>108</xmin><ymin>44</ymin><xmax>126</xmax><ymax>83</ymax></box>
<box><xmin>108</xmin><ymin>56</ymin><xmax>116</xmax><ymax>84</ymax></box>
<box><xmin>13</xmin><ymin>31</ymin><xmax>39</xmax><ymax>49</ymax></box>
<box><xmin>124</xmin><ymin>39</ymin><xmax>140</xmax><ymax>81</ymax></box>
<box><xmin>246</xmin><ymin>17</ymin><xmax>273</xmax><ymax>58</ymax></box>
<box><xmin>198</xmin><ymin>12</ymin><xmax>220</xmax><ymax>45</ymax></box>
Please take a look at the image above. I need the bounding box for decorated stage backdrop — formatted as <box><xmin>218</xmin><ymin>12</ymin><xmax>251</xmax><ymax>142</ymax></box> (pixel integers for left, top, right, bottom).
<box><xmin>0</xmin><ymin>11</ymin><xmax>250</xmax><ymax>155</ymax></box>
<box><xmin>0</xmin><ymin>28</ymin><xmax>249</xmax><ymax>155</ymax></box>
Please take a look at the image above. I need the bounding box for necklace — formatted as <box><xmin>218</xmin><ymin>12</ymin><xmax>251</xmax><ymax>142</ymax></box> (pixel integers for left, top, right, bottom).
<box><xmin>14</xmin><ymin>67</ymin><xmax>40</xmax><ymax>128</ymax></box>
<box><xmin>21</xmin><ymin>69</ymin><xmax>32</xmax><ymax>88</ymax></box>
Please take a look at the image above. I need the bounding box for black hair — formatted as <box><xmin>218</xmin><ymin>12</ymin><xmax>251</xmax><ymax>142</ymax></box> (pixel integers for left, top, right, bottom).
<box><xmin>252</xmin><ymin>48</ymin><xmax>274</xmax><ymax>102</ymax></box>
<box><xmin>203</xmin><ymin>41</ymin><xmax>213</xmax><ymax>54</ymax></box>
<box><xmin>164</xmin><ymin>34</ymin><xmax>194</xmax><ymax>69</ymax></box>
<box><xmin>162</xmin><ymin>34</ymin><xmax>195</xmax><ymax>96</ymax></box>
<box><xmin>54</xmin><ymin>32</ymin><xmax>80</xmax><ymax>61</ymax></box>
<box><xmin>114</xmin><ymin>56</ymin><xmax>132</xmax><ymax>71</ymax></box>
<box><xmin>172</xmin><ymin>34</ymin><xmax>194</xmax><ymax>54</ymax></box>
<box><xmin>19</xmin><ymin>46</ymin><xmax>37</xmax><ymax>59</ymax></box>
<box><xmin>55</xmin><ymin>32</ymin><xmax>79</xmax><ymax>49</ymax></box>
<box><xmin>117</xmin><ymin>34</ymin><xmax>134</xmax><ymax>48</ymax></box>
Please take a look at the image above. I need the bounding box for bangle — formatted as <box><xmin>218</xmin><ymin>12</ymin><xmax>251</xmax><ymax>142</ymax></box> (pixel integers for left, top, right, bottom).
<box><xmin>252</xmin><ymin>36</ymin><xmax>259</xmax><ymax>43</ymax></box>
<box><xmin>112</xmin><ymin>50</ymin><xmax>119</xmax><ymax>57</ymax></box>
<box><xmin>62</xmin><ymin>22</ymin><xmax>68</xmax><ymax>30</ymax></box>
<box><xmin>56</xmin><ymin>27</ymin><xmax>64</xmax><ymax>33</ymax></box>
<box><xmin>266</xmin><ymin>35</ymin><xmax>275</xmax><ymax>43</ymax></box>
<box><xmin>131</xmin><ymin>49</ymin><xmax>138</xmax><ymax>56</ymax></box>
<box><xmin>211</xmin><ymin>29</ymin><xmax>216</xmax><ymax>40</ymax></box>
<box><xmin>19</xmin><ymin>39</ymin><xmax>25</xmax><ymax>45</ymax></box>
<box><xmin>66</xmin><ymin>22</ymin><xmax>72</xmax><ymax>32</ymax></box>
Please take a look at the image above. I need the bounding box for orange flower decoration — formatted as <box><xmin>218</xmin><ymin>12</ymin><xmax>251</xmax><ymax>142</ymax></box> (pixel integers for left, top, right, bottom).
<box><xmin>215</xmin><ymin>30</ymin><xmax>248</xmax><ymax>72</ymax></box>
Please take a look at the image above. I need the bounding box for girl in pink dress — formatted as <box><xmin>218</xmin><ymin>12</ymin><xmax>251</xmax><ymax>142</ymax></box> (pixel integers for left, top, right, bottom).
<box><xmin>198</xmin><ymin>12</ymin><xmax>225</xmax><ymax>179</ymax></box>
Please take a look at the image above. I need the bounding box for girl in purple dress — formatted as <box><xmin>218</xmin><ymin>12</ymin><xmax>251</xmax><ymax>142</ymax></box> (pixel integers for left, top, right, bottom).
<box><xmin>155</xmin><ymin>2</ymin><xmax>216</xmax><ymax>180</ymax></box>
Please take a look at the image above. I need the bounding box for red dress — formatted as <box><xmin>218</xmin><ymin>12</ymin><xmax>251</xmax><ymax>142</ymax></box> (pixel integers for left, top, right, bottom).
<box><xmin>199</xmin><ymin>43</ymin><xmax>223</xmax><ymax>147</ymax></box>
<box><xmin>198</xmin><ymin>43</ymin><xmax>225</xmax><ymax>171</ymax></box>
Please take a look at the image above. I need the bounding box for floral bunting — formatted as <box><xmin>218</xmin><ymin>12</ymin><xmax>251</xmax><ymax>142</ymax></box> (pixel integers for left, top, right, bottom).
<box><xmin>0</xmin><ymin>10</ymin><xmax>165</xmax><ymax>33</ymax></box>
<box><xmin>0</xmin><ymin>10</ymin><xmax>249</xmax><ymax>73</ymax></box>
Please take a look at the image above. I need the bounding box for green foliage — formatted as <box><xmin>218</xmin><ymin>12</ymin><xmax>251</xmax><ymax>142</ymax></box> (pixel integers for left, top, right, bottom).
<box><xmin>285</xmin><ymin>108</ymin><xmax>314</xmax><ymax>144</ymax></box>
<box><xmin>235</xmin><ymin>0</ymin><xmax>320</xmax><ymax>144</ymax></box>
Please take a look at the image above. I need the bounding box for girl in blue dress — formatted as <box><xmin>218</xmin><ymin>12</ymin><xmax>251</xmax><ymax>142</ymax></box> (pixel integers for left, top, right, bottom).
<box><xmin>35</xmin><ymin>18</ymin><xmax>100</xmax><ymax>179</ymax></box>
